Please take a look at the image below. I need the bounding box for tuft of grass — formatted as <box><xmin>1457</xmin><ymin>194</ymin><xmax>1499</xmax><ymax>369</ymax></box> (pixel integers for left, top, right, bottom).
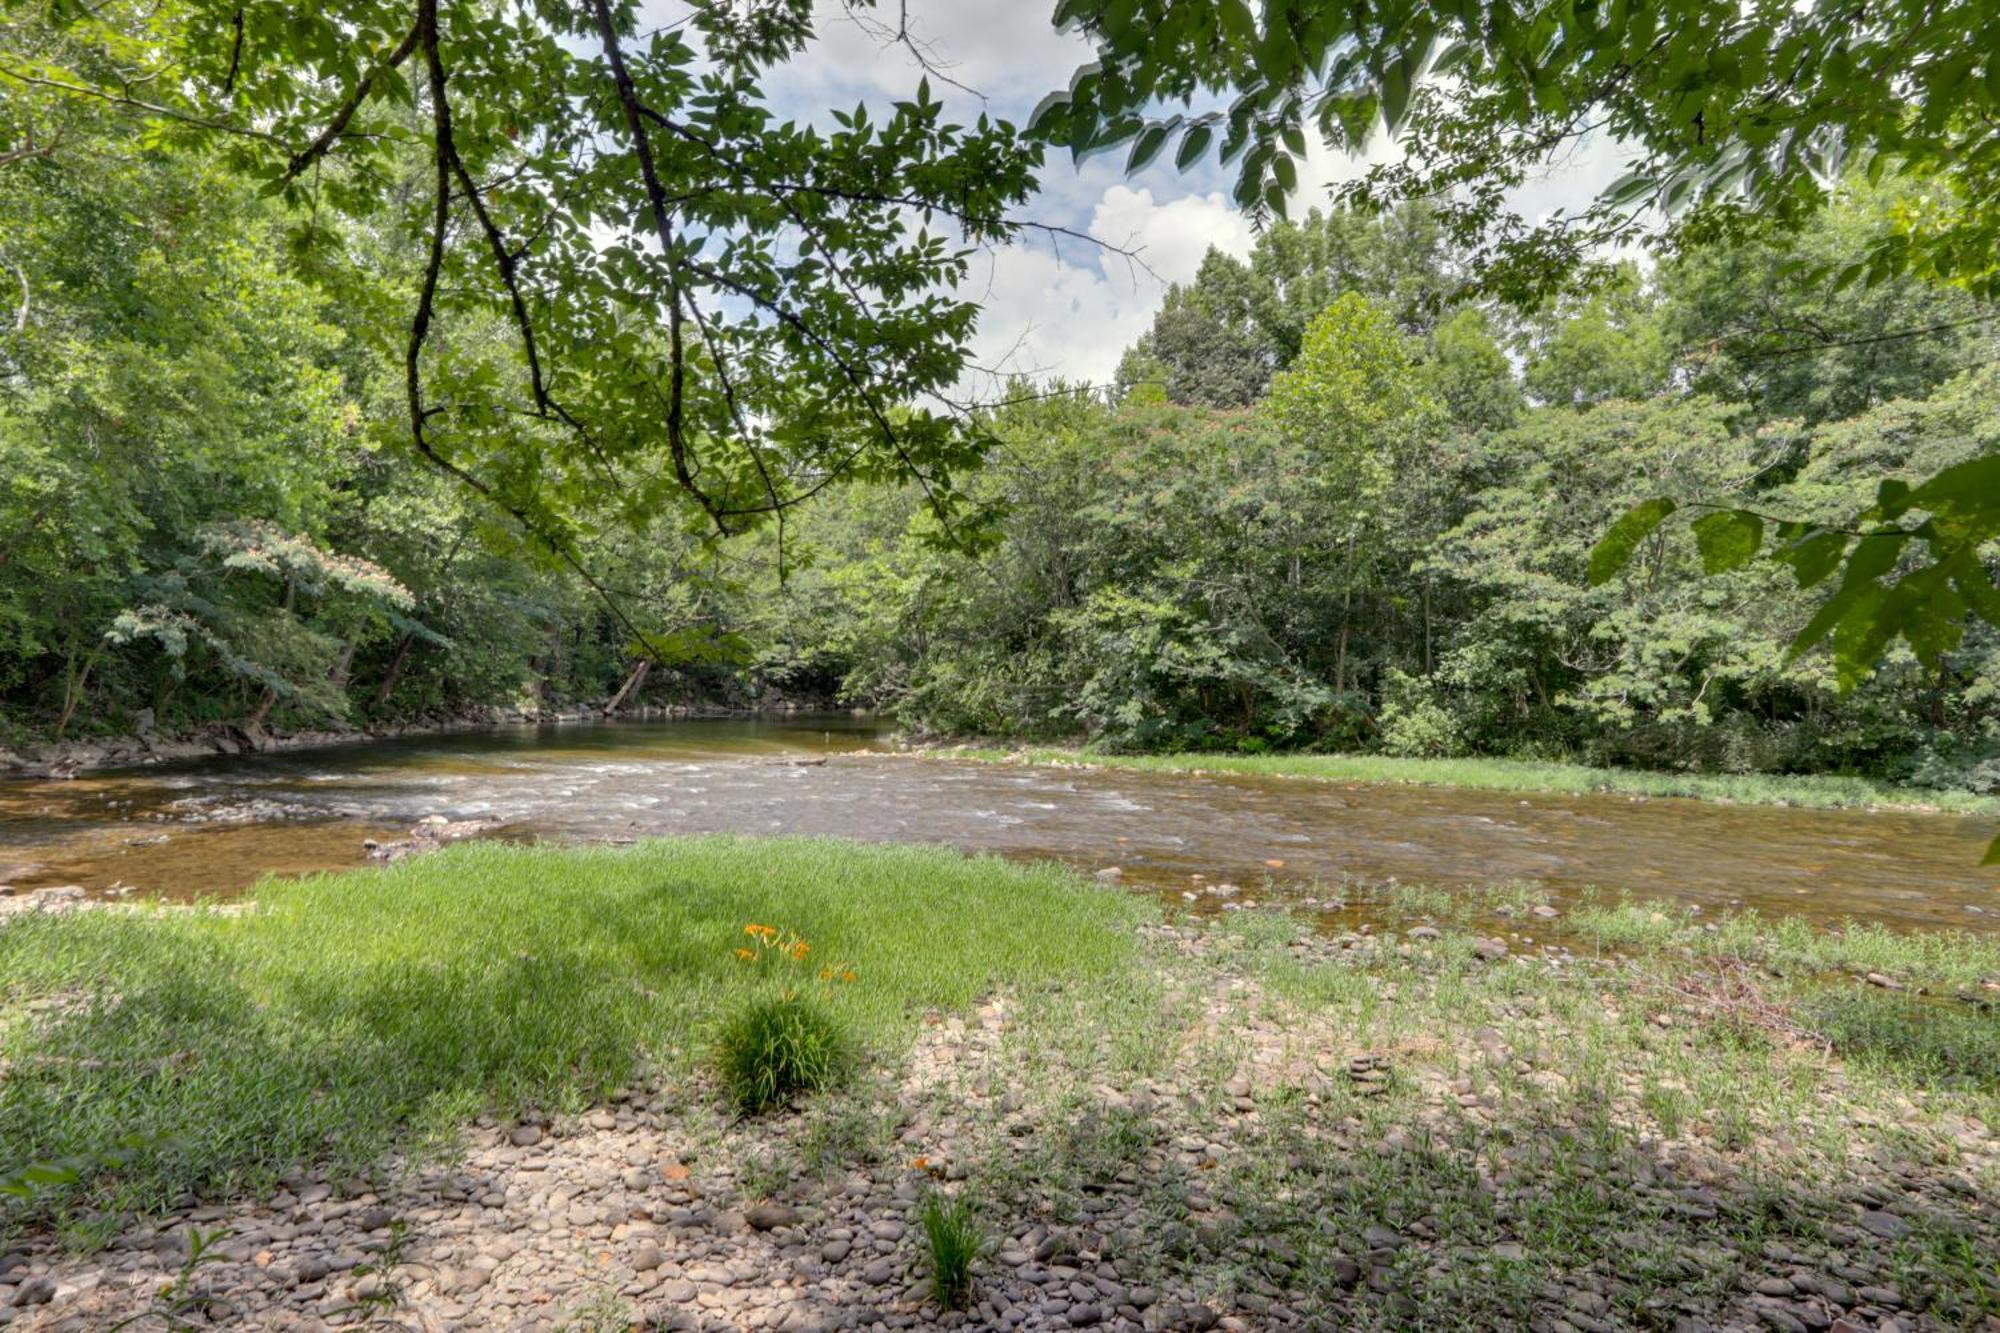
<box><xmin>918</xmin><ymin>1190</ymin><xmax>986</xmax><ymax>1309</ymax></box>
<box><xmin>941</xmin><ymin>745</ymin><xmax>2000</xmax><ymax>815</ymax></box>
<box><xmin>713</xmin><ymin>993</ymin><xmax>851</xmax><ymax>1114</ymax></box>
<box><xmin>1808</xmin><ymin>990</ymin><xmax>2000</xmax><ymax>1090</ymax></box>
<box><xmin>0</xmin><ymin>836</ymin><xmax>1146</xmax><ymax>1240</ymax></box>
<box><xmin>1570</xmin><ymin>899</ymin><xmax>2000</xmax><ymax>991</ymax></box>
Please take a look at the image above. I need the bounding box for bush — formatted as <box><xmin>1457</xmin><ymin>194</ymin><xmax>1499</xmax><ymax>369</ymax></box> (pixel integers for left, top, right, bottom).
<box><xmin>713</xmin><ymin>994</ymin><xmax>852</xmax><ymax>1114</ymax></box>
<box><xmin>918</xmin><ymin>1191</ymin><xmax>986</xmax><ymax>1309</ymax></box>
<box><xmin>1376</xmin><ymin>669</ymin><xmax>1465</xmax><ymax>758</ymax></box>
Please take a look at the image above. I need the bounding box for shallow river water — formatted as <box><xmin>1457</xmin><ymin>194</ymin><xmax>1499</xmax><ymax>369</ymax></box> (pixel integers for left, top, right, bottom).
<box><xmin>2</xmin><ymin>716</ymin><xmax>1995</xmax><ymax>931</ymax></box>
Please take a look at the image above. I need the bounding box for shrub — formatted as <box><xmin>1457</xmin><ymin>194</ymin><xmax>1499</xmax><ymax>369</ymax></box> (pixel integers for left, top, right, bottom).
<box><xmin>1376</xmin><ymin>668</ymin><xmax>1465</xmax><ymax>758</ymax></box>
<box><xmin>919</xmin><ymin>1191</ymin><xmax>986</xmax><ymax>1309</ymax></box>
<box><xmin>713</xmin><ymin>993</ymin><xmax>852</xmax><ymax>1114</ymax></box>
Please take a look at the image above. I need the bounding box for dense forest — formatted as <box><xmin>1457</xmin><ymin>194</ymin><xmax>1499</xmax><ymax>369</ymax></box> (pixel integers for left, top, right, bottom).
<box><xmin>2</xmin><ymin>70</ymin><xmax>1995</xmax><ymax>788</ymax></box>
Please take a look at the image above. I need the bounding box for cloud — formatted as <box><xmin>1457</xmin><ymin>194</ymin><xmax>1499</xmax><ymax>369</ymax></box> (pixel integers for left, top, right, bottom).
<box><xmin>1087</xmin><ymin>186</ymin><xmax>1256</xmax><ymax>286</ymax></box>
<box><xmin>959</xmin><ymin>184</ymin><xmax>1260</xmax><ymax>388</ymax></box>
<box><xmin>689</xmin><ymin>1</ymin><xmax>1643</xmax><ymax>386</ymax></box>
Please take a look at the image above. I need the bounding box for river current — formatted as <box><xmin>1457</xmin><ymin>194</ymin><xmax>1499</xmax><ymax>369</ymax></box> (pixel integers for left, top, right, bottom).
<box><xmin>2</xmin><ymin>716</ymin><xmax>1994</xmax><ymax>931</ymax></box>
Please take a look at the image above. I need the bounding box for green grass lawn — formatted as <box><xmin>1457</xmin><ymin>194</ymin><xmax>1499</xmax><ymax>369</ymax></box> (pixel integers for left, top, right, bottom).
<box><xmin>947</xmin><ymin>745</ymin><xmax>2000</xmax><ymax>814</ymax></box>
<box><xmin>0</xmin><ymin>837</ymin><xmax>1145</xmax><ymax>1239</ymax></box>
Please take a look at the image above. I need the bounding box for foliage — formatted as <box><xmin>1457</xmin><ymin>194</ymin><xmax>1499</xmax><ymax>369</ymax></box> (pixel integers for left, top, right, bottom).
<box><xmin>713</xmin><ymin>993</ymin><xmax>852</xmax><ymax>1115</ymax></box>
<box><xmin>1115</xmin><ymin>203</ymin><xmax>1463</xmax><ymax>408</ymax></box>
<box><xmin>3</xmin><ymin>0</ymin><xmax>1044</xmax><ymax>575</ymax></box>
<box><xmin>918</xmin><ymin>1190</ymin><xmax>986</xmax><ymax>1309</ymax></box>
<box><xmin>1036</xmin><ymin>0</ymin><xmax>2000</xmax><ymax>800</ymax></box>
<box><xmin>1033</xmin><ymin>0</ymin><xmax>2000</xmax><ymax>305</ymax></box>
<box><xmin>788</xmin><ymin>198</ymin><xmax>1997</xmax><ymax>787</ymax></box>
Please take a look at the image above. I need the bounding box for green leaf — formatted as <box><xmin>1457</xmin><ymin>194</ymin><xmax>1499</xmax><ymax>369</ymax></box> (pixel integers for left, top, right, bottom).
<box><xmin>1984</xmin><ymin>832</ymin><xmax>2000</xmax><ymax>867</ymax></box>
<box><xmin>1219</xmin><ymin>0</ymin><xmax>1257</xmax><ymax>45</ymax></box>
<box><xmin>1775</xmin><ymin>529</ymin><xmax>1848</xmax><ymax>588</ymax></box>
<box><xmin>1174</xmin><ymin>123</ymin><xmax>1214</xmax><ymax>169</ymax></box>
<box><xmin>1380</xmin><ymin>58</ymin><xmax>1412</xmax><ymax>130</ymax></box>
<box><xmin>1840</xmin><ymin>532</ymin><xmax>1907</xmax><ymax>587</ymax></box>
<box><xmin>1951</xmin><ymin>559</ymin><xmax>2000</xmax><ymax>628</ymax></box>
<box><xmin>1127</xmin><ymin>124</ymin><xmax>1171</xmax><ymax>172</ymax></box>
<box><xmin>1690</xmin><ymin>509</ymin><xmax>1762</xmax><ymax>574</ymax></box>
<box><xmin>1788</xmin><ymin>582</ymin><xmax>1863</xmax><ymax>659</ymax></box>
<box><xmin>1588</xmin><ymin>497</ymin><xmax>1677</xmax><ymax>585</ymax></box>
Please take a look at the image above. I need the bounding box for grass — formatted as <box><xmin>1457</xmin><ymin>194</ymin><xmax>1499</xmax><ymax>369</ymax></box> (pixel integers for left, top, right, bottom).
<box><xmin>713</xmin><ymin>993</ymin><xmax>852</xmax><ymax>1114</ymax></box>
<box><xmin>5</xmin><ymin>833</ymin><xmax>1995</xmax><ymax>1326</ymax></box>
<box><xmin>0</xmin><ymin>836</ymin><xmax>1145</xmax><ymax>1240</ymax></box>
<box><xmin>918</xmin><ymin>1190</ymin><xmax>986</xmax><ymax>1309</ymax></box>
<box><xmin>1568</xmin><ymin>897</ymin><xmax>2000</xmax><ymax>991</ymax></box>
<box><xmin>983</xmin><ymin>905</ymin><xmax>1997</xmax><ymax>1326</ymax></box>
<box><xmin>942</xmin><ymin>744</ymin><xmax>2000</xmax><ymax>814</ymax></box>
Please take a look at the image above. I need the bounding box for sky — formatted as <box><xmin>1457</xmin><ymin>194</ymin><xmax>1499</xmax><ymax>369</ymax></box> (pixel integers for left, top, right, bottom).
<box><xmin>759</xmin><ymin>1</ymin><xmax>1633</xmax><ymax>390</ymax></box>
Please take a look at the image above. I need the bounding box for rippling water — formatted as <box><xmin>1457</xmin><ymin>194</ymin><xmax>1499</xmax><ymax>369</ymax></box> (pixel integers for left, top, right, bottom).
<box><xmin>1</xmin><ymin>716</ymin><xmax>1994</xmax><ymax>931</ymax></box>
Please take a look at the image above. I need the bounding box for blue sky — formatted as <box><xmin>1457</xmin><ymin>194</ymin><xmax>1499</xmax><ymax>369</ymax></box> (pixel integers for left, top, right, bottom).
<box><xmin>756</xmin><ymin>1</ymin><xmax>1630</xmax><ymax>388</ymax></box>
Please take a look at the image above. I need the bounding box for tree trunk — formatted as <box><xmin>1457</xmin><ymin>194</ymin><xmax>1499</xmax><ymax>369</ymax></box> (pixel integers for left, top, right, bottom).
<box><xmin>53</xmin><ymin>656</ymin><xmax>92</xmax><ymax>739</ymax></box>
<box><xmin>248</xmin><ymin>687</ymin><xmax>278</xmax><ymax>728</ymax></box>
<box><xmin>1422</xmin><ymin>579</ymin><xmax>1433</xmax><ymax>677</ymax></box>
<box><xmin>603</xmin><ymin>659</ymin><xmax>651</xmax><ymax>714</ymax></box>
<box><xmin>1334</xmin><ymin>532</ymin><xmax>1357</xmax><ymax>696</ymax></box>
<box><xmin>374</xmin><ymin>633</ymin><xmax>415</xmax><ymax>708</ymax></box>
<box><xmin>328</xmin><ymin>641</ymin><xmax>357</xmax><ymax>689</ymax></box>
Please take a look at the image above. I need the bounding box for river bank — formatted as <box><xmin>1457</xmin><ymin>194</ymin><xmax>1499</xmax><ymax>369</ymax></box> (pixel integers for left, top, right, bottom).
<box><xmin>2</xmin><ymin>839</ymin><xmax>1995</xmax><ymax>1330</ymax></box>
<box><xmin>0</xmin><ymin>703</ymin><xmax>858</xmax><ymax>779</ymax></box>
<box><xmin>933</xmin><ymin>745</ymin><xmax>2000</xmax><ymax>819</ymax></box>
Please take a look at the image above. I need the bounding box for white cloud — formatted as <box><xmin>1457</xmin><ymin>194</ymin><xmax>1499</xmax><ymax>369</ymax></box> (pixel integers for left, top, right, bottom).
<box><xmin>800</xmin><ymin>1</ymin><xmax>1094</xmax><ymax>107</ymax></box>
<box><xmin>959</xmin><ymin>184</ymin><xmax>1260</xmax><ymax>388</ymax></box>
<box><xmin>1087</xmin><ymin>185</ymin><xmax>1256</xmax><ymax>286</ymax></box>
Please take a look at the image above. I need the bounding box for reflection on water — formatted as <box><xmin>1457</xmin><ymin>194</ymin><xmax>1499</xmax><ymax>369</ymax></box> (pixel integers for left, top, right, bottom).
<box><xmin>1</xmin><ymin>715</ymin><xmax>1994</xmax><ymax>931</ymax></box>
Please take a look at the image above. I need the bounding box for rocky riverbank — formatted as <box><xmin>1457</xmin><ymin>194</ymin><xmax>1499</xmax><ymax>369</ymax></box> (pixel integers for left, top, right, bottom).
<box><xmin>5</xmin><ymin>909</ymin><xmax>1994</xmax><ymax>1332</ymax></box>
<box><xmin>0</xmin><ymin>703</ymin><xmax>858</xmax><ymax>779</ymax></box>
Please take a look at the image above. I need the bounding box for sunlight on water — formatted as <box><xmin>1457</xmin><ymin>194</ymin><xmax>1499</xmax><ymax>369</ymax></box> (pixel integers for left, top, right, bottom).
<box><xmin>1</xmin><ymin>714</ymin><xmax>1995</xmax><ymax>931</ymax></box>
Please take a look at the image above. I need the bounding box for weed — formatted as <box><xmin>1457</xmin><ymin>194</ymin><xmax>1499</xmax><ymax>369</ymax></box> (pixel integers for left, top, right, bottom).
<box><xmin>918</xmin><ymin>1190</ymin><xmax>986</xmax><ymax>1309</ymax></box>
<box><xmin>556</xmin><ymin>1284</ymin><xmax>636</xmax><ymax>1333</ymax></box>
<box><xmin>713</xmin><ymin>993</ymin><xmax>852</xmax><ymax>1115</ymax></box>
<box><xmin>1809</xmin><ymin>991</ymin><xmax>2000</xmax><ymax>1090</ymax></box>
<box><xmin>107</xmin><ymin>1226</ymin><xmax>231</xmax><ymax>1332</ymax></box>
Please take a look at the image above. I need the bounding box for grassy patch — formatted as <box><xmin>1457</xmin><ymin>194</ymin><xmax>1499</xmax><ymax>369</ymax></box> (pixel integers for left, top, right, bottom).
<box><xmin>918</xmin><ymin>1190</ymin><xmax>986</xmax><ymax>1309</ymax></box>
<box><xmin>944</xmin><ymin>745</ymin><xmax>2000</xmax><ymax>814</ymax></box>
<box><xmin>1569</xmin><ymin>899</ymin><xmax>2000</xmax><ymax>991</ymax></box>
<box><xmin>1808</xmin><ymin>990</ymin><xmax>2000</xmax><ymax>1090</ymax></box>
<box><xmin>0</xmin><ymin>836</ymin><xmax>1144</xmax><ymax>1237</ymax></box>
<box><xmin>713</xmin><ymin>993</ymin><xmax>852</xmax><ymax>1114</ymax></box>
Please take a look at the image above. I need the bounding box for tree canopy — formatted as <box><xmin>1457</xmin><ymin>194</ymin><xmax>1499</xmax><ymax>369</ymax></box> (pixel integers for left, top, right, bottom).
<box><xmin>1033</xmin><ymin>0</ymin><xmax>2000</xmax><ymax>812</ymax></box>
<box><xmin>3</xmin><ymin>0</ymin><xmax>1054</xmax><ymax>646</ymax></box>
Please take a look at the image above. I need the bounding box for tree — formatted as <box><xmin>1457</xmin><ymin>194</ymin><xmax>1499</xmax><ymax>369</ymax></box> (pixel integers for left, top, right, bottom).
<box><xmin>1116</xmin><ymin>251</ymin><xmax>1272</xmax><ymax>406</ymax></box>
<box><xmin>1521</xmin><ymin>265</ymin><xmax>1670</xmax><ymax>408</ymax></box>
<box><xmin>1259</xmin><ymin>292</ymin><xmax>1439</xmax><ymax>700</ymax></box>
<box><xmin>1033</xmin><ymin>0</ymin><xmax>2000</xmax><ymax>803</ymax></box>
<box><xmin>1422</xmin><ymin>308</ymin><xmax>1522</xmax><ymax>435</ymax></box>
<box><xmin>1658</xmin><ymin>180</ymin><xmax>1992</xmax><ymax>424</ymax></box>
<box><xmin>2</xmin><ymin>0</ymin><xmax>1054</xmax><ymax>661</ymax></box>
<box><xmin>1033</xmin><ymin>0</ymin><xmax>2000</xmax><ymax>304</ymax></box>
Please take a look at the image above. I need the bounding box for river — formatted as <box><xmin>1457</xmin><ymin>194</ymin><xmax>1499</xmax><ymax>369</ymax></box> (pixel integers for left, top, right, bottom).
<box><xmin>1</xmin><ymin>716</ymin><xmax>1994</xmax><ymax>931</ymax></box>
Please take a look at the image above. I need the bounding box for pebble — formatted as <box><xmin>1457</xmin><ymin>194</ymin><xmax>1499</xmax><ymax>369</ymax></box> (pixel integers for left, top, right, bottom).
<box><xmin>1858</xmin><ymin>1211</ymin><xmax>1910</xmax><ymax>1240</ymax></box>
<box><xmin>745</xmin><ymin>1202</ymin><xmax>800</xmax><ymax>1231</ymax></box>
